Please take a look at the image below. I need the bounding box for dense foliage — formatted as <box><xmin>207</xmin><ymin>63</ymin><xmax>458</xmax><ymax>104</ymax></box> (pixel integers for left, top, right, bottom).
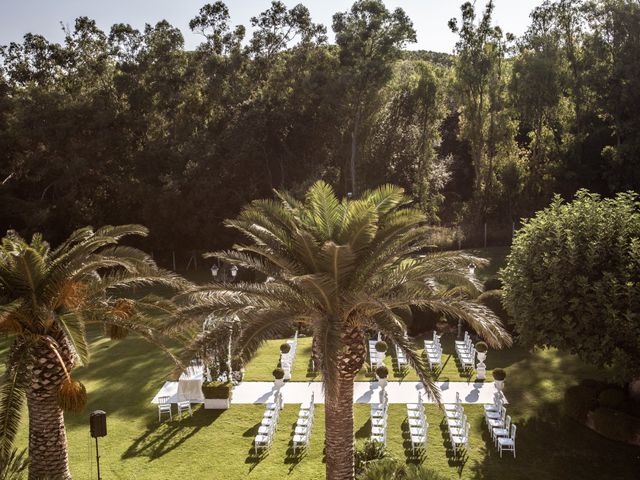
<box><xmin>1</xmin><ymin>0</ymin><xmax>639</xmax><ymax>261</ymax></box>
<box><xmin>501</xmin><ymin>190</ymin><xmax>640</xmax><ymax>381</ymax></box>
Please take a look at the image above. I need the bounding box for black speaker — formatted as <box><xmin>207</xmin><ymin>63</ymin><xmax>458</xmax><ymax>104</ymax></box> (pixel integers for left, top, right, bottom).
<box><xmin>89</xmin><ymin>410</ymin><xmax>107</xmax><ymax>438</ymax></box>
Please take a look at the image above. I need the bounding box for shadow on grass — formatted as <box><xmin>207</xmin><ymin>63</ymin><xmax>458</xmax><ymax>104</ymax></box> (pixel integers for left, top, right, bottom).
<box><xmin>355</xmin><ymin>419</ymin><xmax>371</xmax><ymax>439</ymax></box>
<box><xmin>469</xmin><ymin>403</ymin><xmax>640</xmax><ymax>480</ymax></box>
<box><xmin>121</xmin><ymin>406</ymin><xmax>222</xmax><ymax>461</ymax></box>
<box><xmin>438</xmin><ymin>416</ymin><xmax>468</xmax><ymax>476</ymax></box>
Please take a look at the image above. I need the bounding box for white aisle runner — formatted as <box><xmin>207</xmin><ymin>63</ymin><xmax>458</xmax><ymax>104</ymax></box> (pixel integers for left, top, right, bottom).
<box><xmin>229</xmin><ymin>380</ymin><xmax>506</xmax><ymax>405</ymax></box>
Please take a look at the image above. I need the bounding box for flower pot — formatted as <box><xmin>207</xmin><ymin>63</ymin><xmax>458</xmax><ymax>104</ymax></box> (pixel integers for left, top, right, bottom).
<box><xmin>477</xmin><ymin>352</ymin><xmax>487</xmax><ymax>362</ymax></box>
<box><xmin>274</xmin><ymin>378</ymin><xmax>285</xmax><ymax>389</ymax></box>
<box><xmin>377</xmin><ymin>377</ymin><xmax>388</xmax><ymax>389</ymax></box>
<box><xmin>494</xmin><ymin>380</ymin><xmax>504</xmax><ymax>391</ymax></box>
<box><xmin>204</xmin><ymin>398</ymin><xmax>231</xmax><ymax>409</ymax></box>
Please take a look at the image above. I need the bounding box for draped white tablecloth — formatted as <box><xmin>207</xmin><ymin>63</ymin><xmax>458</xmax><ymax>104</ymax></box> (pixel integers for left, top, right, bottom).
<box><xmin>177</xmin><ymin>366</ymin><xmax>205</xmax><ymax>402</ymax></box>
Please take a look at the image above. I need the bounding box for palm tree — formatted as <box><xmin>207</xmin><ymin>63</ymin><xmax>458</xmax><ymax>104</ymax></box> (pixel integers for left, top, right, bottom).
<box><xmin>0</xmin><ymin>225</ymin><xmax>188</xmax><ymax>480</ymax></box>
<box><xmin>178</xmin><ymin>182</ymin><xmax>511</xmax><ymax>480</ymax></box>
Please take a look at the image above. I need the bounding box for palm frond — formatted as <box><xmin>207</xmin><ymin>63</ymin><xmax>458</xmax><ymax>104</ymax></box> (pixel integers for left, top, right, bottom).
<box><xmin>0</xmin><ymin>360</ymin><xmax>26</xmax><ymax>460</ymax></box>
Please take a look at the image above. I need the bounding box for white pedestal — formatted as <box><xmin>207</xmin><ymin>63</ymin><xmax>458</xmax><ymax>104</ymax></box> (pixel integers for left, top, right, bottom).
<box><xmin>274</xmin><ymin>379</ymin><xmax>284</xmax><ymax>388</ymax></box>
<box><xmin>476</xmin><ymin>361</ymin><xmax>486</xmax><ymax>380</ymax></box>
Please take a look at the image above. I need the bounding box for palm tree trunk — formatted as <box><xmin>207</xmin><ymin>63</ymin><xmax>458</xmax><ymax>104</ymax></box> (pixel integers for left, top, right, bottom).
<box><xmin>27</xmin><ymin>336</ymin><xmax>74</xmax><ymax>480</ymax></box>
<box><xmin>27</xmin><ymin>390</ymin><xmax>71</xmax><ymax>480</ymax></box>
<box><xmin>324</xmin><ymin>375</ymin><xmax>355</xmax><ymax>480</ymax></box>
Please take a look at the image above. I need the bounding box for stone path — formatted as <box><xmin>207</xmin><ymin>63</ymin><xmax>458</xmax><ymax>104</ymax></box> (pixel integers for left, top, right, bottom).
<box><xmin>152</xmin><ymin>380</ymin><xmax>506</xmax><ymax>405</ymax></box>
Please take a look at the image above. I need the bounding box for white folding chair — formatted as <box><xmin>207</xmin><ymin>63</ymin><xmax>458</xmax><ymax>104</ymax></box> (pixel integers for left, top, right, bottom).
<box><xmin>498</xmin><ymin>424</ymin><xmax>516</xmax><ymax>458</ymax></box>
<box><xmin>176</xmin><ymin>398</ymin><xmax>192</xmax><ymax>418</ymax></box>
<box><xmin>292</xmin><ymin>428</ymin><xmax>311</xmax><ymax>454</ymax></box>
<box><xmin>487</xmin><ymin>407</ymin><xmax>507</xmax><ymax>431</ymax></box>
<box><xmin>485</xmin><ymin>405</ymin><xmax>506</xmax><ymax>424</ymax></box>
<box><xmin>407</xmin><ymin>393</ymin><xmax>423</xmax><ymax>412</ymax></box>
<box><xmin>445</xmin><ymin>403</ymin><xmax>464</xmax><ymax>421</ymax></box>
<box><xmin>410</xmin><ymin>422</ymin><xmax>428</xmax><ymax>454</ymax></box>
<box><xmin>448</xmin><ymin>414</ymin><xmax>467</xmax><ymax>437</ymax></box>
<box><xmin>444</xmin><ymin>392</ymin><xmax>462</xmax><ymax>413</ymax></box>
<box><xmin>492</xmin><ymin>414</ymin><xmax>511</xmax><ymax>445</ymax></box>
<box><xmin>254</xmin><ymin>425</ymin><xmax>275</xmax><ymax>455</ymax></box>
<box><xmin>157</xmin><ymin>396</ymin><xmax>172</xmax><ymax>422</ymax></box>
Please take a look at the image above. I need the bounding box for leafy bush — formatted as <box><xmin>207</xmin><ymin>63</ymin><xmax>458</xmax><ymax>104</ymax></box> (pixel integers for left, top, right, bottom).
<box><xmin>354</xmin><ymin>440</ymin><xmax>388</xmax><ymax>476</ymax></box>
<box><xmin>483</xmin><ymin>277</ymin><xmax>503</xmax><ymax>291</ymax></box>
<box><xmin>492</xmin><ymin>368</ymin><xmax>506</xmax><ymax>381</ymax></box>
<box><xmin>564</xmin><ymin>384</ymin><xmax>599</xmax><ymax>422</ymax></box>
<box><xmin>475</xmin><ymin>341</ymin><xmax>488</xmax><ymax>353</ymax></box>
<box><xmin>376</xmin><ymin>365</ymin><xmax>389</xmax><ymax>379</ymax></box>
<box><xmin>280</xmin><ymin>343</ymin><xmax>291</xmax><ymax>354</ymax></box>
<box><xmin>357</xmin><ymin>457</ymin><xmax>450</xmax><ymax>480</ymax></box>
<box><xmin>598</xmin><ymin>388</ymin><xmax>626</xmax><ymax>409</ymax></box>
<box><xmin>590</xmin><ymin>407</ymin><xmax>637</xmax><ymax>443</ymax></box>
<box><xmin>202</xmin><ymin>381</ymin><xmax>232</xmax><ymax>399</ymax></box>
<box><xmin>501</xmin><ymin>190</ymin><xmax>640</xmax><ymax>381</ymax></box>
<box><xmin>375</xmin><ymin>341</ymin><xmax>388</xmax><ymax>353</ymax></box>
<box><xmin>272</xmin><ymin>367</ymin><xmax>285</xmax><ymax>380</ymax></box>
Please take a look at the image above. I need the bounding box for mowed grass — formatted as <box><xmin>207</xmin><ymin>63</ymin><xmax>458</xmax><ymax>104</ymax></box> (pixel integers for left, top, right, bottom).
<box><xmin>9</xmin><ymin>328</ymin><xmax>640</xmax><ymax>479</ymax></box>
<box><xmin>8</xmin><ymin>248</ymin><xmax>640</xmax><ymax>478</ymax></box>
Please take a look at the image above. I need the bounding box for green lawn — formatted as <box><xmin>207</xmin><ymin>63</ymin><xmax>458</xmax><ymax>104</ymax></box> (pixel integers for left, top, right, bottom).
<box><xmin>10</xmin><ymin>328</ymin><xmax>640</xmax><ymax>479</ymax></box>
<box><xmin>9</xmin><ymin>247</ymin><xmax>640</xmax><ymax>478</ymax></box>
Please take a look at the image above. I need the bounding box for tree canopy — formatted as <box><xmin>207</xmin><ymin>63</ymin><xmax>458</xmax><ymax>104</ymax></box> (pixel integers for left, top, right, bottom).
<box><xmin>501</xmin><ymin>190</ymin><xmax>640</xmax><ymax>381</ymax></box>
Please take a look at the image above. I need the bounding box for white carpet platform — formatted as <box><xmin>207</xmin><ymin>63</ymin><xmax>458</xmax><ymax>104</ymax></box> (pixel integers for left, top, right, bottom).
<box><xmin>151</xmin><ymin>380</ymin><xmax>506</xmax><ymax>405</ymax></box>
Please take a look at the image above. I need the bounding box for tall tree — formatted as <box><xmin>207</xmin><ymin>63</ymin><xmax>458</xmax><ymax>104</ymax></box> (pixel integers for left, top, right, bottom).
<box><xmin>0</xmin><ymin>225</ymin><xmax>187</xmax><ymax>479</ymax></box>
<box><xmin>177</xmin><ymin>182</ymin><xmax>511</xmax><ymax>480</ymax></box>
<box><xmin>333</xmin><ymin>0</ymin><xmax>416</xmax><ymax>195</ymax></box>
<box><xmin>449</xmin><ymin>1</ymin><xmax>515</xmax><ymax>218</ymax></box>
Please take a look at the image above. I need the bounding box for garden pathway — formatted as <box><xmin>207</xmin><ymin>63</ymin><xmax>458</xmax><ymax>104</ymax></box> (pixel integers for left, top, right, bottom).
<box><xmin>151</xmin><ymin>380</ymin><xmax>506</xmax><ymax>405</ymax></box>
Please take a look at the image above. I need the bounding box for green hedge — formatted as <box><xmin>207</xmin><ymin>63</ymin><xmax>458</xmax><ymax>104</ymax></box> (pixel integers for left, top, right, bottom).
<box><xmin>202</xmin><ymin>381</ymin><xmax>232</xmax><ymax>399</ymax></box>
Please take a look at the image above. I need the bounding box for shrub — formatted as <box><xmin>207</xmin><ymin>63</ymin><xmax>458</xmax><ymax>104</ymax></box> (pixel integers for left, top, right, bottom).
<box><xmin>354</xmin><ymin>440</ymin><xmax>388</xmax><ymax>476</ymax></box>
<box><xmin>280</xmin><ymin>343</ymin><xmax>291</xmax><ymax>354</ymax></box>
<box><xmin>272</xmin><ymin>367</ymin><xmax>285</xmax><ymax>380</ymax></box>
<box><xmin>598</xmin><ymin>388</ymin><xmax>626</xmax><ymax>409</ymax></box>
<box><xmin>375</xmin><ymin>341</ymin><xmax>388</xmax><ymax>353</ymax></box>
<box><xmin>564</xmin><ymin>384</ymin><xmax>599</xmax><ymax>422</ymax></box>
<box><xmin>483</xmin><ymin>277</ymin><xmax>503</xmax><ymax>291</ymax></box>
<box><xmin>590</xmin><ymin>407</ymin><xmax>636</xmax><ymax>443</ymax></box>
<box><xmin>376</xmin><ymin>365</ymin><xmax>389</xmax><ymax>379</ymax></box>
<box><xmin>202</xmin><ymin>381</ymin><xmax>232</xmax><ymax>399</ymax></box>
<box><xmin>492</xmin><ymin>368</ymin><xmax>506</xmax><ymax>381</ymax></box>
<box><xmin>475</xmin><ymin>341</ymin><xmax>488</xmax><ymax>353</ymax></box>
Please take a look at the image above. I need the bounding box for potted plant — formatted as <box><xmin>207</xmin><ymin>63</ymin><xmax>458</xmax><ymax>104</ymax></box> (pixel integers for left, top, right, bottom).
<box><xmin>202</xmin><ymin>381</ymin><xmax>232</xmax><ymax>409</ymax></box>
<box><xmin>375</xmin><ymin>340</ymin><xmax>388</xmax><ymax>354</ymax></box>
<box><xmin>492</xmin><ymin>368</ymin><xmax>507</xmax><ymax>391</ymax></box>
<box><xmin>475</xmin><ymin>341</ymin><xmax>488</xmax><ymax>362</ymax></box>
<box><xmin>280</xmin><ymin>343</ymin><xmax>291</xmax><ymax>354</ymax></box>
<box><xmin>375</xmin><ymin>365</ymin><xmax>389</xmax><ymax>389</ymax></box>
<box><xmin>273</xmin><ymin>367</ymin><xmax>285</xmax><ymax>388</ymax></box>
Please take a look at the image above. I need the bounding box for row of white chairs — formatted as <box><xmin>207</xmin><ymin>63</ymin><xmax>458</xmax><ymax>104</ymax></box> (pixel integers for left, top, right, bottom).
<box><xmin>407</xmin><ymin>393</ymin><xmax>428</xmax><ymax>454</ymax></box>
<box><xmin>423</xmin><ymin>331</ymin><xmax>442</xmax><ymax>369</ymax></box>
<box><xmin>455</xmin><ymin>331</ymin><xmax>475</xmax><ymax>372</ymax></box>
<box><xmin>370</xmin><ymin>391</ymin><xmax>389</xmax><ymax>445</ymax></box>
<box><xmin>445</xmin><ymin>392</ymin><xmax>470</xmax><ymax>456</ymax></box>
<box><xmin>254</xmin><ymin>391</ymin><xmax>283</xmax><ymax>455</ymax></box>
<box><xmin>484</xmin><ymin>393</ymin><xmax>516</xmax><ymax>458</ymax></box>
<box><xmin>292</xmin><ymin>393</ymin><xmax>315</xmax><ymax>454</ymax></box>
